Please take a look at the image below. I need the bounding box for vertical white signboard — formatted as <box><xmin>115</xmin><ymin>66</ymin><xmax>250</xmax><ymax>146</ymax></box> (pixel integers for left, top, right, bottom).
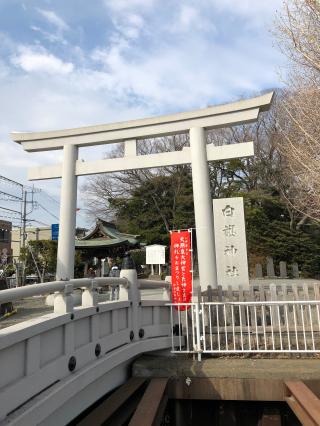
<box><xmin>213</xmin><ymin>197</ymin><xmax>249</xmax><ymax>289</ymax></box>
<box><xmin>146</xmin><ymin>245</ymin><xmax>166</xmax><ymax>265</ymax></box>
<box><xmin>146</xmin><ymin>244</ymin><xmax>166</xmax><ymax>275</ymax></box>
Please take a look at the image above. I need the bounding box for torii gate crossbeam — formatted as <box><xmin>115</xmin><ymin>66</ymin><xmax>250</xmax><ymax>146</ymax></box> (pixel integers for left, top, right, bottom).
<box><xmin>11</xmin><ymin>92</ymin><xmax>273</xmax><ymax>292</ymax></box>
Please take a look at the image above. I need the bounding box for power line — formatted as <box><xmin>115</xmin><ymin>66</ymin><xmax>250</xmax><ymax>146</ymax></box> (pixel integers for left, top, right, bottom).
<box><xmin>28</xmin><ymin>219</ymin><xmax>50</xmax><ymax>227</ymax></box>
<box><xmin>23</xmin><ymin>185</ymin><xmax>41</xmax><ymax>193</ymax></box>
<box><xmin>37</xmin><ymin>203</ymin><xmax>60</xmax><ymax>221</ymax></box>
<box><xmin>0</xmin><ymin>176</ymin><xmax>23</xmax><ymax>203</ymax></box>
<box><xmin>0</xmin><ymin>175</ymin><xmax>60</xmax><ymax>239</ymax></box>
<box><xmin>0</xmin><ymin>191</ymin><xmax>23</xmax><ymax>201</ymax></box>
<box><xmin>40</xmin><ymin>190</ymin><xmax>60</xmax><ymax>206</ymax></box>
<box><xmin>0</xmin><ymin>206</ymin><xmax>21</xmax><ymax>214</ymax></box>
<box><xmin>0</xmin><ymin>206</ymin><xmax>21</xmax><ymax>221</ymax></box>
<box><xmin>0</xmin><ymin>175</ymin><xmax>23</xmax><ymax>188</ymax></box>
<box><xmin>0</xmin><ymin>216</ymin><xmax>20</xmax><ymax>222</ymax></box>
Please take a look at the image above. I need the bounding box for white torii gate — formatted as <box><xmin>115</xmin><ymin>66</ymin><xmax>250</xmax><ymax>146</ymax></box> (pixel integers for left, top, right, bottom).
<box><xmin>11</xmin><ymin>92</ymin><xmax>273</xmax><ymax>291</ymax></box>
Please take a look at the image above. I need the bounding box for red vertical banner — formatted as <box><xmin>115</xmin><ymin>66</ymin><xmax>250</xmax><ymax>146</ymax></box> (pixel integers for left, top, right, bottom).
<box><xmin>170</xmin><ymin>230</ymin><xmax>192</xmax><ymax>309</ymax></box>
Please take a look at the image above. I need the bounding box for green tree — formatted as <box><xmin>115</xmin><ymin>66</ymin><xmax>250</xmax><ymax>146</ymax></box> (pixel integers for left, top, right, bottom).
<box><xmin>244</xmin><ymin>192</ymin><xmax>320</xmax><ymax>277</ymax></box>
<box><xmin>20</xmin><ymin>240</ymin><xmax>57</xmax><ymax>281</ymax></box>
<box><xmin>111</xmin><ymin>171</ymin><xmax>194</xmax><ymax>245</ymax></box>
<box><xmin>20</xmin><ymin>240</ymin><xmax>85</xmax><ymax>280</ymax></box>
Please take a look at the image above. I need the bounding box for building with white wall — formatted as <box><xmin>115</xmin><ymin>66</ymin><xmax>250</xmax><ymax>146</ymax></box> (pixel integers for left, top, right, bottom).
<box><xmin>11</xmin><ymin>226</ymin><xmax>51</xmax><ymax>260</ymax></box>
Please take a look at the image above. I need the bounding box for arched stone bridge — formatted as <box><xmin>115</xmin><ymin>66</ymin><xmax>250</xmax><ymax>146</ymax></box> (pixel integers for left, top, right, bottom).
<box><xmin>0</xmin><ymin>266</ymin><xmax>178</xmax><ymax>425</ymax></box>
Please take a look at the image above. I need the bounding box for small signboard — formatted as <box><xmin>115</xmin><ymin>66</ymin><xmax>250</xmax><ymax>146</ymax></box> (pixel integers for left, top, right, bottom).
<box><xmin>170</xmin><ymin>230</ymin><xmax>192</xmax><ymax>309</ymax></box>
<box><xmin>51</xmin><ymin>224</ymin><xmax>59</xmax><ymax>241</ymax></box>
<box><xmin>213</xmin><ymin>197</ymin><xmax>249</xmax><ymax>289</ymax></box>
<box><xmin>146</xmin><ymin>244</ymin><xmax>166</xmax><ymax>265</ymax></box>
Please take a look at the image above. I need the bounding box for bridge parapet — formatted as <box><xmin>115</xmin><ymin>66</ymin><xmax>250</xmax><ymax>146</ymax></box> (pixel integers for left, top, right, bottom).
<box><xmin>0</xmin><ymin>269</ymin><xmax>175</xmax><ymax>425</ymax></box>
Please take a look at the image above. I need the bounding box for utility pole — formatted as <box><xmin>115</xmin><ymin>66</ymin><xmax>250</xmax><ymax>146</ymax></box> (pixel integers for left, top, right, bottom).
<box><xmin>21</xmin><ymin>190</ymin><xmax>28</xmax><ymax>285</ymax></box>
<box><xmin>0</xmin><ymin>176</ymin><xmax>48</xmax><ymax>285</ymax></box>
<box><xmin>22</xmin><ymin>190</ymin><xmax>27</xmax><ymax>249</ymax></box>
<box><xmin>0</xmin><ymin>176</ymin><xmax>24</xmax><ymax>285</ymax></box>
<box><xmin>0</xmin><ymin>177</ymin><xmax>39</xmax><ymax>285</ymax></box>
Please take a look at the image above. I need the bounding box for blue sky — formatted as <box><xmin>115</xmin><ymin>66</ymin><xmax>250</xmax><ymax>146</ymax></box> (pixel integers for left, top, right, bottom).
<box><xmin>0</xmin><ymin>0</ymin><xmax>284</xmax><ymax>228</ymax></box>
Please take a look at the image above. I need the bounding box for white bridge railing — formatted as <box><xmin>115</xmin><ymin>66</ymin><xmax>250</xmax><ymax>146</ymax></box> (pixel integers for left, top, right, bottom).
<box><xmin>0</xmin><ymin>267</ymin><xmax>176</xmax><ymax>425</ymax></box>
<box><xmin>169</xmin><ymin>300</ymin><xmax>320</xmax><ymax>356</ymax></box>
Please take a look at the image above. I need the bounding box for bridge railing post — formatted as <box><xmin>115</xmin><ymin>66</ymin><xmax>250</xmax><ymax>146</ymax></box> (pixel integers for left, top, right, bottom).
<box><xmin>119</xmin><ymin>281</ymin><xmax>129</xmax><ymax>301</ymax></box>
<box><xmin>120</xmin><ymin>253</ymin><xmax>140</xmax><ymax>341</ymax></box>
<box><xmin>162</xmin><ymin>286</ymin><xmax>171</xmax><ymax>301</ymax></box>
<box><xmin>162</xmin><ymin>276</ymin><xmax>171</xmax><ymax>301</ymax></box>
<box><xmin>54</xmin><ymin>282</ymin><xmax>74</xmax><ymax>314</ymax></box>
<box><xmin>81</xmin><ymin>280</ymin><xmax>98</xmax><ymax>307</ymax></box>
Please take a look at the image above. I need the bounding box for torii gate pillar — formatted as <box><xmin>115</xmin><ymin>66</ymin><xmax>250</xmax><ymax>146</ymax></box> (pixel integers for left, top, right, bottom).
<box><xmin>190</xmin><ymin>127</ymin><xmax>217</xmax><ymax>290</ymax></box>
<box><xmin>56</xmin><ymin>144</ymin><xmax>78</xmax><ymax>280</ymax></box>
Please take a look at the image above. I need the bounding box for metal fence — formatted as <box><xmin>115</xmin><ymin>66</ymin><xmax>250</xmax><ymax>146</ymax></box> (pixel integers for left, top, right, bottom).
<box><xmin>169</xmin><ymin>303</ymin><xmax>199</xmax><ymax>353</ymax></box>
<box><xmin>168</xmin><ymin>300</ymin><xmax>320</xmax><ymax>356</ymax></box>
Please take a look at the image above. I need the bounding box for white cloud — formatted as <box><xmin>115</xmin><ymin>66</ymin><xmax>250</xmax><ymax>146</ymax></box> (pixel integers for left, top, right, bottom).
<box><xmin>172</xmin><ymin>4</ymin><xmax>215</xmax><ymax>34</ymax></box>
<box><xmin>179</xmin><ymin>5</ymin><xmax>199</xmax><ymax>28</ymax></box>
<box><xmin>104</xmin><ymin>0</ymin><xmax>151</xmax><ymax>41</ymax></box>
<box><xmin>127</xmin><ymin>14</ymin><xmax>144</xmax><ymax>28</ymax></box>
<box><xmin>0</xmin><ymin>63</ymin><xmax>150</xmax><ymax>226</ymax></box>
<box><xmin>30</xmin><ymin>25</ymin><xmax>67</xmax><ymax>44</ymax></box>
<box><xmin>11</xmin><ymin>46</ymin><xmax>74</xmax><ymax>74</ymax></box>
<box><xmin>105</xmin><ymin>0</ymin><xmax>156</xmax><ymax>13</ymax></box>
<box><xmin>90</xmin><ymin>32</ymin><xmax>279</xmax><ymax>110</ymax></box>
<box><xmin>208</xmin><ymin>0</ymin><xmax>282</xmax><ymax>26</ymax></box>
<box><xmin>0</xmin><ymin>0</ymin><xmax>285</xmax><ymax>227</ymax></box>
<box><xmin>0</xmin><ymin>60</ymin><xmax>9</xmax><ymax>79</ymax></box>
<box><xmin>94</xmin><ymin>0</ymin><xmax>281</xmax><ymax>112</ymax></box>
<box><xmin>36</xmin><ymin>9</ymin><xmax>69</xmax><ymax>32</ymax></box>
<box><xmin>214</xmin><ymin>0</ymin><xmax>281</xmax><ymax>14</ymax></box>
<box><xmin>33</xmin><ymin>9</ymin><xmax>69</xmax><ymax>44</ymax></box>
<box><xmin>108</xmin><ymin>12</ymin><xmax>145</xmax><ymax>42</ymax></box>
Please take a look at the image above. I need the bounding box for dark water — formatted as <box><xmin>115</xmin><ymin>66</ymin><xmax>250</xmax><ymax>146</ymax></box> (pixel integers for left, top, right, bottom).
<box><xmin>163</xmin><ymin>400</ymin><xmax>300</xmax><ymax>426</ymax></box>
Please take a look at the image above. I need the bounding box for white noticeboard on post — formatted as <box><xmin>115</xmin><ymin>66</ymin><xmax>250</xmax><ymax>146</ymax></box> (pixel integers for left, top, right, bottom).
<box><xmin>146</xmin><ymin>245</ymin><xmax>166</xmax><ymax>265</ymax></box>
<box><xmin>213</xmin><ymin>197</ymin><xmax>249</xmax><ymax>289</ymax></box>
